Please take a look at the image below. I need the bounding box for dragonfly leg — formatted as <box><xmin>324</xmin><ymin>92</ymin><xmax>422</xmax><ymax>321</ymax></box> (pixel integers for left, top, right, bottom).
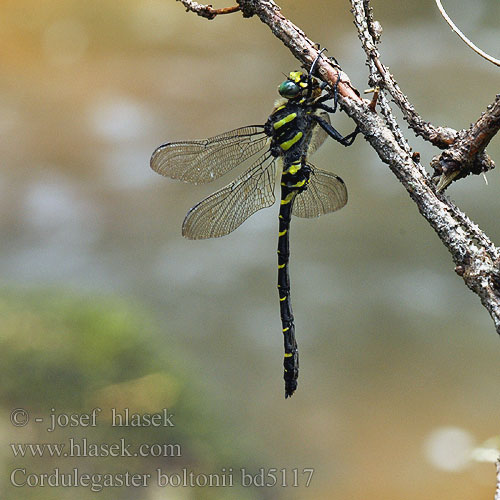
<box><xmin>315</xmin><ymin>71</ymin><xmax>341</xmax><ymax>113</ymax></box>
<box><xmin>312</xmin><ymin>114</ymin><xmax>360</xmax><ymax>147</ymax></box>
<box><xmin>306</xmin><ymin>48</ymin><xmax>327</xmax><ymax>99</ymax></box>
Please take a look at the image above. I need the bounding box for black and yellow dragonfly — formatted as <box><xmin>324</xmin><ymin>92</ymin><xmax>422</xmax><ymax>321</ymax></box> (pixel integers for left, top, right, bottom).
<box><xmin>151</xmin><ymin>55</ymin><xmax>359</xmax><ymax>398</ymax></box>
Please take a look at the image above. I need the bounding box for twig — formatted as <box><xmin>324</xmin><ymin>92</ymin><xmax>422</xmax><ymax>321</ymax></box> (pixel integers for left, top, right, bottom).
<box><xmin>351</xmin><ymin>0</ymin><xmax>457</xmax><ymax>149</ymax></box>
<box><xmin>177</xmin><ymin>0</ymin><xmax>240</xmax><ymax>20</ymax></box>
<box><xmin>435</xmin><ymin>0</ymin><xmax>500</xmax><ymax>67</ymax></box>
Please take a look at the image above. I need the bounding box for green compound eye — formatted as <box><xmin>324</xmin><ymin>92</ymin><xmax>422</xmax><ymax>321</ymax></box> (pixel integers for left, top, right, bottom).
<box><xmin>278</xmin><ymin>80</ymin><xmax>301</xmax><ymax>99</ymax></box>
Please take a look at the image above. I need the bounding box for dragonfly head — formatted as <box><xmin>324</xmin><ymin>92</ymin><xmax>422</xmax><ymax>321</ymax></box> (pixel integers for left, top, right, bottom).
<box><xmin>278</xmin><ymin>71</ymin><xmax>320</xmax><ymax>100</ymax></box>
<box><xmin>278</xmin><ymin>71</ymin><xmax>308</xmax><ymax>99</ymax></box>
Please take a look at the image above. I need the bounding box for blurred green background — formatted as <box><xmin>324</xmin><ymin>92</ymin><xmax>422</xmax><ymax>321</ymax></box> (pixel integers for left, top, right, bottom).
<box><xmin>1</xmin><ymin>0</ymin><xmax>499</xmax><ymax>498</ymax></box>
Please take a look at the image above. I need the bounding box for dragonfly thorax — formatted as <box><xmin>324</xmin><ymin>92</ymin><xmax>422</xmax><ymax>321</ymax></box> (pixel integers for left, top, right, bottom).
<box><xmin>265</xmin><ymin>101</ymin><xmax>316</xmax><ymax>163</ymax></box>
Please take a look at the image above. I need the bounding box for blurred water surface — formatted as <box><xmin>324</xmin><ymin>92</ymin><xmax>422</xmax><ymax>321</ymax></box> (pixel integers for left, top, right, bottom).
<box><xmin>1</xmin><ymin>1</ymin><xmax>499</xmax><ymax>499</ymax></box>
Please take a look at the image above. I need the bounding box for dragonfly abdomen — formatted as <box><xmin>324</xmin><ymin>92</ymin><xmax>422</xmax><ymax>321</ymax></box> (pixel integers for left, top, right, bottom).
<box><xmin>151</xmin><ymin>58</ymin><xmax>356</xmax><ymax>399</ymax></box>
<box><xmin>277</xmin><ymin>159</ymin><xmax>312</xmax><ymax>398</ymax></box>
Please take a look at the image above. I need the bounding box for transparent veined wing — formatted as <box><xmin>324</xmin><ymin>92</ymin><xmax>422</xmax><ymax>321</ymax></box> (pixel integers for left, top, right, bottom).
<box><xmin>292</xmin><ymin>164</ymin><xmax>347</xmax><ymax>218</ymax></box>
<box><xmin>182</xmin><ymin>152</ymin><xmax>277</xmax><ymax>239</ymax></box>
<box><xmin>150</xmin><ymin>126</ymin><xmax>269</xmax><ymax>185</ymax></box>
<box><xmin>307</xmin><ymin>111</ymin><xmax>329</xmax><ymax>156</ymax></box>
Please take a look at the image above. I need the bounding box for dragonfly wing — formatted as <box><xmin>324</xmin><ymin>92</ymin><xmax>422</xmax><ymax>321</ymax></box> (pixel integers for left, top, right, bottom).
<box><xmin>307</xmin><ymin>111</ymin><xmax>329</xmax><ymax>156</ymax></box>
<box><xmin>150</xmin><ymin>126</ymin><xmax>268</xmax><ymax>184</ymax></box>
<box><xmin>292</xmin><ymin>164</ymin><xmax>347</xmax><ymax>218</ymax></box>
<box><xmin>182</xmin><ymin>153</ymin><xmax>277</xmax><ymax>239</ymax></box>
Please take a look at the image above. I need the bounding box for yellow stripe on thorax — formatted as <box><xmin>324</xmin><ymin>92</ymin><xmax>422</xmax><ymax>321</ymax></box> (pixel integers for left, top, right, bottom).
<box><xmin>280</xmin><ymin>131</ymin><xmax>303</xmax><ymax>151</ymax></box>
<box><xmin>273</xmin><ymin>113</ymin><xmax>297</xmax><ymax>130</ymax></box>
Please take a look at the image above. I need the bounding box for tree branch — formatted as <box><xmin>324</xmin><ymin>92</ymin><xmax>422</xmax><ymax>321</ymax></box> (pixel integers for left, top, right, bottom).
<box><xmin>348</xmin><ymin>0</ymin><xmax>500</xmax><ymax>330</ymax></box>
<box><xmin>179</xmin><ymin>0</ymin><xmax>500</xmax><ymax>332</ymax></box>
<box><xmin>352</xmin><ymin>0</ymin><xmax>497</xmax><ymax>190</ymax></box>
<box><xmin>342</xmin><ymin>97</ymin><xmax>500</xmax><ymax>333</ymax></box>
<box><xmin>351</xmin><ymin>0</ymin><xmax>456</xmax><ymax>149</ymax></box>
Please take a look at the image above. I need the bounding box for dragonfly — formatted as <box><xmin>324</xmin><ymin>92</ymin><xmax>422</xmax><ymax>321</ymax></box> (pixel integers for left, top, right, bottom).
<box><xmin>150</xmin><ymin>53</ymin><xmax>359</xmax><ymax>398</ymax></box>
